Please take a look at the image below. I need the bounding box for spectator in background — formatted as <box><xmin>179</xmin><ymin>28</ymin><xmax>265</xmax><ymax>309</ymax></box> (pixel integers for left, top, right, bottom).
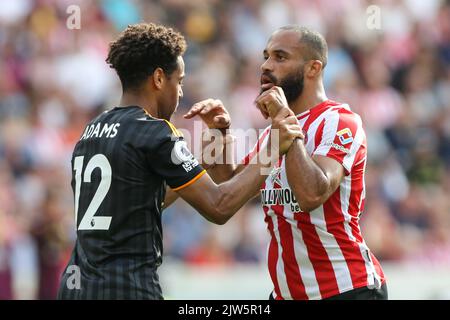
<box><xmin>0</xmin><ymin>161</ymin><xmax>18</xmax><ymax>299</ymax></box>
<box><xmin>30</xmin><ymin>187</ymin><xmax>69</xmax><ymax>299</ymax></box>
<box><xmin>185</xmin><ymin>229</ymin><xmax>233</xmax><ymax>266</ymax></box>
<box><xmin>0</xmin><ymin>210</ymin><xmax>14</xmax><ymax>300</ymax></box>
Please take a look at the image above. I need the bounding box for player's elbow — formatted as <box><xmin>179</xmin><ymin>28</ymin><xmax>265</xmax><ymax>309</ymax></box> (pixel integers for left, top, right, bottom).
<box><xmin>299</xmin><ymin>198</ymin><xmax>322</xmax><ymax>212</ymax></box>
<box><xmin>204</xmin><ymin>207</ymin><xmax>230</xmax><ymax>225</ymax></box>
<box><xmin>199</xmin><ymin>204</ymin><xmax>231</xmax><ymax>225</ymax></box>
<box><xmin>210</xmin><ymin>193</ymin><xmax>235</xmax><ymax>225</ymax></box>
<box><xmin>291</xmin><ymin>178</ymin><xmax>329</xmax><ymax>212</ymax></box>
<box><xmin>202</xmin><ymin>211</ymin><xmax>228</xmax><ymax>225</ymax></box>
<box><xmin>213</xmin><ymin>215</ymin><xmax>229</xmax><ymax>225</ymax></box>
<box><xmin>293</xmin><ymin>187</ymin><xmax>328</xmax><ymax>212</ymax></box>
<box><xmin>197</xmin><ymin>189</ymin><xmax>234</xmax><ymax>225</ymax></box>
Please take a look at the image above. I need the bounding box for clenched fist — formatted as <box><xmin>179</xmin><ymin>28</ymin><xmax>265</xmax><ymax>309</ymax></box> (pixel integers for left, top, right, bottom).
<box><xmin>255</xmin><ymin>86</ymin><xmax>288</xmax><ymax>119</ymax></box>
<box><xmin>255</xmin><ymin>86</ymin><xmax>304</xmax><ymax>155</ymax></box>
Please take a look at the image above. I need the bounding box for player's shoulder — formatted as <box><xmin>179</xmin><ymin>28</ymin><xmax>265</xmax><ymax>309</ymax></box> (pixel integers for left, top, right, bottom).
<box><xmin>112</xmin><ymin>106</ymin><xmax>182</xmax><ymax>138</ymax></box>
<box><xmin>131</xmin><ymin>114</ymin><xmax>185</xmax><ymax>153</ymax></box>
<box><xmin>326</xmin><ymin>101</ymin><xmax>363</xmax><ymax>128</ymax></box>
<box><xmin>327</xmin><ymin>102</ymin><xmax>367</xmax><ymax>147</ymax></box>
<box><xmin>141</xmin><ymin>118</ymin><xmax>183</xmax><ymax>144</ymax></box>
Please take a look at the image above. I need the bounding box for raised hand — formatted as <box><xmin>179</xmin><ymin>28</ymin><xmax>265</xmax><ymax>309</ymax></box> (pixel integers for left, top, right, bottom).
<box><xmin>255</xmin><ymin>86</ymin><xmax>289</xmax><ymax>119</ymax></box>
<box><xmin>183</xmin><ymin>99</ymin><xmax>231</xmax><ymax>129</ymax></box>
<box><xmin>255</xmin><ymin>86</ymin><xmax>304</xmax><ymax>155</ymax></box>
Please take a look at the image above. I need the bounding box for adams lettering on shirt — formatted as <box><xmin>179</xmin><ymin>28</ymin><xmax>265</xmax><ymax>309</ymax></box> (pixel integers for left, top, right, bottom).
<box><xmin>79</xmin><ymin>122</ymin><xmax>120</xmax><ymax>140</ymax></box>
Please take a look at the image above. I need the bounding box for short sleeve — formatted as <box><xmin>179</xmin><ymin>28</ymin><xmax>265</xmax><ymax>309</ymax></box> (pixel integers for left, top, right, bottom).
<box><xmin>313</xmin><ymin>110</ymin><xmax>366</xmax><ymax>175</ymax></box>
<box><xmin>147</xmin><ymin>121</ymin><xmax>205</xmax><ymax>190</ymax></box>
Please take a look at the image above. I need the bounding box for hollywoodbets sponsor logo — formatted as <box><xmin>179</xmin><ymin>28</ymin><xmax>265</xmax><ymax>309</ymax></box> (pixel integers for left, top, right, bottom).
<box><xmin>260</xmin><ymin>188</ymin><xmax>301</xmax><ymax>212</ymax></box>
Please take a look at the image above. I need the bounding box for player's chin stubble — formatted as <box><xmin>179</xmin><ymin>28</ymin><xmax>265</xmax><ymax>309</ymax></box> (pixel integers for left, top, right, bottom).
<box><xmin>258</xmin><ymin>71</ymin><xmax>304</xmax><ymax>104</ymax></box>
<box><xmin>278</xmin><ymin>71</ymin><xmax>304</xmax><ymax>104</ymax></box>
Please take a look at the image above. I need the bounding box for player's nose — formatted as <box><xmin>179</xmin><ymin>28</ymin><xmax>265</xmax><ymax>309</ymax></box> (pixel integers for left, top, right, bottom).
<box><xmin>261</xmin><ymin>57</ymin><xmax>273</xmax><ymax>73</ymax></box>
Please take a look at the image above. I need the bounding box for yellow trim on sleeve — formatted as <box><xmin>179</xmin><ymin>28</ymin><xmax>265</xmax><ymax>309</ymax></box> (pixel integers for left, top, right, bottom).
<box><xmin>171</xmin><ymin>169</ymin><xmax>206</xmax><ymax>191</ymax></box>
<box><xmin>163</xmin><ymin>119</ymin><xmax>183</xmax><ymax>137</ymax></box>
<box><xmin>141</xmin><ymin>108</ymin><xmax>152</xmax><ymax>117</ymax></box>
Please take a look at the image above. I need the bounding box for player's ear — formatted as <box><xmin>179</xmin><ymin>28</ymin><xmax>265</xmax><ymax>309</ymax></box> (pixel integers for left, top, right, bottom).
<box><xmin>305</xmin><ymin>60</ymin><xmax>323</xmax><ymax>78</ymax></box>
<box><xmin>153</xmin><ymin>67</ymin><xmax>165</xmax><ymax>90</ymax></box>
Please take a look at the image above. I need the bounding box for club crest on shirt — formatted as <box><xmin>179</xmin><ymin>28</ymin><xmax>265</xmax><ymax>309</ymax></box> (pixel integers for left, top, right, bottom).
<box><xmin>269</xmin><ymin>166</ymin><xmax>283</xmax><ymax>186</ymax></box>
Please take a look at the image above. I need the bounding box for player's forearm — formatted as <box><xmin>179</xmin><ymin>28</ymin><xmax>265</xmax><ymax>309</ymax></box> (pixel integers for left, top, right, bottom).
<box><xmin>210</xmin><ymin>141</ymin><xmax>281</xmax><ymax>223</ymax></box>
<box><xmin>285</xmin><ymin>139</ymin><xmax>330</xmax><ymax>212</ymax></box>
<box><xmin>162</xmin><ymin>162</ymin><xmax>237</xmax><ymax>211</ymax></box>
<box><xmin>210</xmin><ymin>163</ymin><xmax>268</xmax><ymax>224</ymax></box>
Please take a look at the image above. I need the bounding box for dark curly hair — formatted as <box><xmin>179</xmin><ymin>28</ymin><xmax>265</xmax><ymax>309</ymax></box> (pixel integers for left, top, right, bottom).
<box><xmin>106</xmin><ymin>23</ymin><xmax>187</xmax><ymax>90</ymax></box>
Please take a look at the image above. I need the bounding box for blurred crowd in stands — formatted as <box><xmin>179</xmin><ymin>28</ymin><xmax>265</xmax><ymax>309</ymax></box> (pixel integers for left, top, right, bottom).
<box><xmin>0</xmin><ymin>0</ymin><xmax>449</xmax><ymax>299</ymax></box>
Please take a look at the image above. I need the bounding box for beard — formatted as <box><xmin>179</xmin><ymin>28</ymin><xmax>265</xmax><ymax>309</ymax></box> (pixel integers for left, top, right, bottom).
<box><xmin>260</xmin><ymin>69</ymin><xmax>304</xmax><ymax>104</ymax></box>
<box><xmin>279</xmin><ymin>70</ymin><xmax>304</xmax><ymax>103</ymax></box>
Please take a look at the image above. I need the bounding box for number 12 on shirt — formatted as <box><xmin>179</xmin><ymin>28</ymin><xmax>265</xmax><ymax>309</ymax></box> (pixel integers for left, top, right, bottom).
<box><xmin>73</xmin><ymin>154</ymin><xmax>112</xmax><ymax>231</ymax></box>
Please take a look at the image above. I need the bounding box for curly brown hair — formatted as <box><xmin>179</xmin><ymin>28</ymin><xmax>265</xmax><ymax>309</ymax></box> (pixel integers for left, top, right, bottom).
<box><xmin>106</xmin><ymin>23</ymin><xmax>187</xmax><ymax>90</ymax></box>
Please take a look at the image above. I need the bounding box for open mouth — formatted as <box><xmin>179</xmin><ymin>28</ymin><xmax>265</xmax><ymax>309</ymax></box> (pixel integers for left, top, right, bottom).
<box><xmin>260</xmin><ymin>75</ymin><xmax>275</xmax><ymax>91</ymax></box>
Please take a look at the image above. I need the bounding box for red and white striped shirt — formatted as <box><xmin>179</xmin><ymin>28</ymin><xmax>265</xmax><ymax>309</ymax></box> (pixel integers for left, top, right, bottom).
<box><xmin>243</xmin><ymin>100</ymin><xmax>385</xmax><ymax>300</ymax></box>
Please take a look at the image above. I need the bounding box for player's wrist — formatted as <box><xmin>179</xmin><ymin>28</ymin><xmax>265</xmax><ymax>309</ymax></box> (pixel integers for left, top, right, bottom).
<box><xmin>206</xmin><ymin>120</ymin><xmax>231</xmax><ymax>131</ymax></box>
<box><xmin>223</xmin><ymin>133</ymin><xmax>236</xmax><ymax>145</ymax></box>
<box><xmin>204</xmin><ymin>128</ymin><xmax>235</xmax><ymax>144</ymax></box>
<box><xmin>215</xmin><ymin>127</ymin><xmax>231</xmax><ymax>135</ymax></box>
<box><xmin>285</xmin><ymin>137</ymin><xmax>303</xmax><ymax>157</ymax></box>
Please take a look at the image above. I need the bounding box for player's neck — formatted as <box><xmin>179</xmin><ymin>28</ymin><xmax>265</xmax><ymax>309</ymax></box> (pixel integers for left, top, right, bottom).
<box><xmin>120</xmin><ymin>91</ymin><xmax>159</xmax><ymax>118</ymax></box>
<box><xmin>289</xmin><ymin>82</ymin><xmax>328</xmax><ymax>116</ymax></box>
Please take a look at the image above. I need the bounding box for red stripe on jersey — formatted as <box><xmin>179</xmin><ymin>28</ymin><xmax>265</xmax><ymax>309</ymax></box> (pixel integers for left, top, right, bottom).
<box><xmin>330</xmin><ymin>113</ymin><xmax>366</xmax><ymax>241</ymax></box>
<box><xmin>314</xmin><ymin>119</ymin><xmax>326</xmax><ymax>152</ymax></box>
<box><xmin>290</xmin><ymin>102</ymin><xmax>342</xmax><ymax>297</ymax></box>
<box><xmin>276</xmin><ymin>214</ymin><xmax>308</xmax><ymax>299</ymax></box>
<box><xmin>350</xmin><ymin>217</ymin><xmax>363</xmax><ymax>243</ymax></box>
<box><xmin>295</xmin><ymin>213</ymin><xmax>340</xmax><ymax>297</ymax></box>
<box><xmin>271</xmin><ymin>169</ymin><xmax>308</xmax><ymax>299</ymax></box>
<box><xmin>322</xmin><ymin>110</ymin><xmax>373</xmax><ymax>288</ymax></box>
<box><xmin>264</xmin><ymin>206</ymin><xmax>282</xmax><ymax>299</ymax></box>
<box><xmin>242</xmin><ymin>127</ymin><xmax>270</xmax><ymax>165</ymax></box>
<box><xmin>300</xmin><ymin>100</ymin><xmax>340</xmax><ymax>122</ymax></box>
<box><xmin>322</xmin><ymin>194</ymin><xmax>368</xmax><ymax>288</ymax></box>
<box><xmin>347</xmin><ymin>154</ymin><xmax>365</xmax><ymax>242</ymax></box>
<box><xmin>262</xmin><ymin>180</ymin><xmax>283</xmax><ymax>299</ymax></box>
<box><xmin>297</xmin><ymin>112</ymin><xmax>310</xmax><ymax>121</ymax></box>
<box><xmin>297</xmin><ymin>100</ymin><xmax>338</xmax><ymax>142</ymax></box>
<box><xmin>300</xmin><ymin>109</ymin><xmax>318</xmax><ymax>132</ymax></box>
<box><xmin>370</xmin><ymin>252</ymin><xmax>385</xmax><ymax>280</ymax></box>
